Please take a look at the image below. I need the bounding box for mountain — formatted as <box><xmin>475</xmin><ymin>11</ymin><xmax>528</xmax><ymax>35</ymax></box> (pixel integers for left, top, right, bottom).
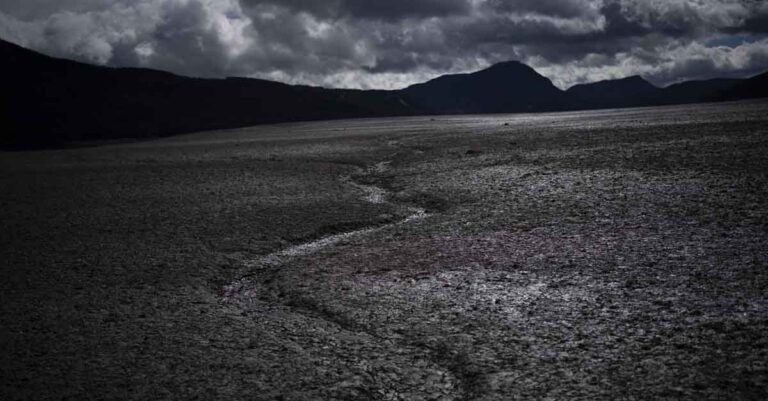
<box><xmin>1</xmin><ymin>38</ymin><xmax>767</xmax><ymax>149</ymax></box>
<box><xmin>565</xmin><ymin>73</ymin><xmax>768</xmax><ymax>108</ymax></box>
<box><xmin>0</xmin><ymin>39</ymin><xmax>411</xmax><ymax>148</ymax></box>
<box><xmin>718</xmin><ymin>71</ymin><xmax>768</xmax><ymax>101</ymax></box>
<box><xmin>566</xmin><ymin>75</ymin><xmax>664</xmax><ymax>109</ymax></box>
<box><xmin>402</xmin><ymin>61</ymin><xmax>566</xmax><ymax>114</ymax></box>
<box><xmin>661</xmin><ymin>78</ymin><xmax>742</xmax><ymax>105</ymax></box>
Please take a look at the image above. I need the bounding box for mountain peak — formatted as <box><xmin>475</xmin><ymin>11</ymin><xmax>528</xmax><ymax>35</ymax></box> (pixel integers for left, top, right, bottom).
<box><xmin>565</xmin><ymin>74</ymin><xmax>664</xmax><ymax>109</ymax></box>
<box><xmin>619</xmin><ymin>75</ymin><xmax>656</xmax><ymax>87</ymax></box>
<box><xmin>479</xmin><ymin>60</ymin><xmax>538</xmax><ymax>75</ymax></box>
<box><xmin>485</xmin><ymin>60</ymin><xmax>527</xmax><ymax>69</ymax></box>
<box><xmin>622</xmin><ymin>74</ymin><xmax>647</xmax><ymax>81</ymax></box>
<box><xmin>402</xmin><ymin>60</ymin><xmax>564</xmax><ymax>114</ymax></box>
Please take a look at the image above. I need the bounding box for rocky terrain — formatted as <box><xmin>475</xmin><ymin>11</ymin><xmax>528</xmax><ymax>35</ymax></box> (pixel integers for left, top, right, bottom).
<box><xmin>2</xmin><ymin>100</ymin><xmax>768</xmax><ymax>399</ymax></box>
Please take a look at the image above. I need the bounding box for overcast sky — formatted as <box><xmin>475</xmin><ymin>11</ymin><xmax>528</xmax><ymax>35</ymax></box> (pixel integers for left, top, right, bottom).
<box><xmin>2</xmin><ymin>0</ymin><xmax>767</xmax><ymax>89</ymax></box>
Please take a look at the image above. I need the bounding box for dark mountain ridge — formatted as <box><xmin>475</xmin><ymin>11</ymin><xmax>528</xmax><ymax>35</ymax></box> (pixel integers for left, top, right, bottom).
<box><xmin>717</xmin><ymin>71</ymin><xmax>768</xmax><ymax>101</ymax></box>
<box><xmin>0</xmin><ymin>39</ymin><xmax>411</xmax><ymax>148</ymax></box>
<box><xmin>403</xmin><ymin>61</ymin><xmax>567</xmax><ymax>114</ymax></box>
<box><xmin>661</xmin><ymin>78</ymin><xmax>740</xmax><ymax>104</ymax></box>
<box><xmin>1</xmin><ymin>38</ymin><xmax>767</xmax><ymax>149</ymax></box>
<box><xmin>566</xmin><ymin>75</ymin><xmax>663</xmax><ymax>109</ymax></box>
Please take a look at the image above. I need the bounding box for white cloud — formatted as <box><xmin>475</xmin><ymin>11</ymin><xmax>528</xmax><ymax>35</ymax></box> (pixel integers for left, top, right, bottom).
<box><xmin>536</xmin><ymin>37</ymin><xmax>768</xmax><ymax>89</ymax></box>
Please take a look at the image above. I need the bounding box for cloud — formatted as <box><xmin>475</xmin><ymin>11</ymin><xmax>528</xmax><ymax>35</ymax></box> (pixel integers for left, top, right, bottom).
<box><xmin>0</xmin><ymin>0</ymin><xmax>767</xmax><ymax>89</ymax></box>
<box><xmin>240</xmin><ymin>0</ymin><xmax>472</xmax><ymax>21</ymax></box>
<box><xmin>535</xmin><ymin>37</ymin><xmax>768</xmax><ymax>88</ymax></box>
<box><xmin>484</xmin><ymin>0</ymin><xmax>602</xmax><ymax>18</ymax></box>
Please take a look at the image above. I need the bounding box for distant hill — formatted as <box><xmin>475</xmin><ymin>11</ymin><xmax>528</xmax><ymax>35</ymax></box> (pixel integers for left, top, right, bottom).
<box><xmin>718</xmin><ymin>71</ymin><xmax>768</xmax><ymax>101</ymax></box>
<box><xmin>0</xmin><ymin>39</ymin><xmax>411</xmax><ymax>148</ymax></box>
<box><xmin>565</xmin><ymin>73</ymin><xmax>768</xmax><ymax>109</ymax></box>
<box><xmin>661</xmin><ymin>78</ymin><xmax>742</xmax><ymax>105</ymax></box>
<box><xmin>566</xmin><ymin>76</ymin><xmax>663</xmax><ymax>109</ymax></box>
<box><xmin>1</xmin><ymin>38</ymin><xmax>767</xmax><ymax>148</ymax></box>
<box><xmin>402</xmin><ymin>61</ymin><xmax>566</xmax><ymax>114</ymax></box>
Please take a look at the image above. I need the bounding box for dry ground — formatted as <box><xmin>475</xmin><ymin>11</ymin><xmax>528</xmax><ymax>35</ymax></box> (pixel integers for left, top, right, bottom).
<box><xmin>2</xmin><ymin>100</ymin><xmax>767</xmax><ymax>400</ymax></box>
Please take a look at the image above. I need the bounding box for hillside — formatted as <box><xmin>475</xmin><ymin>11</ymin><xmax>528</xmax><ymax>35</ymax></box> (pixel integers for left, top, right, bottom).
<box><xmin>2</xmin><ymin>38</ymin><xmax>767</xmax><ymax>148</ymax></box>
<box><xmin>0</xmin><ymin>39</ymin><xmax>411</xmax><ymax>148</ymax></box>
<box><xmin>402</xmin><ymin>61</ymin><xmax>567</xmax><ymax>114</ymax></box>
<box><xmin>566</xmin><ymin>76</ymin><xmax>663</xmax><ymax>109</ymax></box>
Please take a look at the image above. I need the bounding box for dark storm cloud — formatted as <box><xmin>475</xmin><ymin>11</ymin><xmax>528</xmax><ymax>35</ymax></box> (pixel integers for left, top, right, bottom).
<box><xmin>485</xmin><ymin>0</ymin><xmax>599</xmax><ymax>18</ymax></box>
<box><xmin>1</xmin><ymin>0</ymin><xmax>767</xmax><ymax>89</ymax></box>
<box><xmin>241</xmin><ymin>0</ymin><xmax>472</xmax><ymax>21</ymax></box>
<box><xmin>0</xmin><ymin>0</ymin><xmax>111</xmax><ymax>20</ymax></box>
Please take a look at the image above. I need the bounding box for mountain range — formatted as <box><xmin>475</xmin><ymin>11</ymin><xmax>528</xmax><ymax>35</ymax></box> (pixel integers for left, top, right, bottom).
<box><xmin>2</xmin><ymin>38</ymin><xmax>766</xmax><ymax>149</ymax></box>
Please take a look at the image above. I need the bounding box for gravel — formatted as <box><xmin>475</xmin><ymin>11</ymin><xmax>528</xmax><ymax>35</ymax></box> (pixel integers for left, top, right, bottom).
<box><xmin>2</xmin><ymin>100</ymin><xmax>767</xmax><ymax>400</ymax></box>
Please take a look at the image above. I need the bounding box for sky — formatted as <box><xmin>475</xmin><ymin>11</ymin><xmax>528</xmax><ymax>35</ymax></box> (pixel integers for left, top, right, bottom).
<box><xmin>1</xmin><ymin>0</ymin><xmax>767</xmax><ymax>90</ymax></box>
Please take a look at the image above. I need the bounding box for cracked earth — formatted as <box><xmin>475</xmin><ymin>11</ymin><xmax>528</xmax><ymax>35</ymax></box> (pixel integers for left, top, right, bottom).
<box><xmin>2</xmin><ymin>100</ymin><xmax>768</xmax><ymax>400</ymax></box>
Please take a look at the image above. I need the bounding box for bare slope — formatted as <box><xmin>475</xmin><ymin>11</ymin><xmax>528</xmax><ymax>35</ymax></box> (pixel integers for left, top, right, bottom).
<box><xmin>0</xmin><ymin>39</ymin><xmax>412</xmax><ymax>148</ymax></box>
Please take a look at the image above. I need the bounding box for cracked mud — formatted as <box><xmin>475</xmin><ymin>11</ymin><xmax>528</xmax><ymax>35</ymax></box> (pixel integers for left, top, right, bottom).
<box><xmin>2</xmin><ymin>101</ymin><xmax>768</xmax><ymax>400</ymax></box>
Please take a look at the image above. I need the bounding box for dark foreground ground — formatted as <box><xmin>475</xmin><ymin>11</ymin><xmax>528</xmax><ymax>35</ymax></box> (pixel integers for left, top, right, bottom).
<box><xmin>2</xmin><ymin>100</ymin><xmax>767</xmax><ymax>400</ymax></box>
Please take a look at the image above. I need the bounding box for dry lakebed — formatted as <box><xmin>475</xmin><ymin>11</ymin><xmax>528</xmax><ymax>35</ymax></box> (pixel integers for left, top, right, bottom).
<box><xmin>2</xmin><ymin>100</ymin><xmax>768</xmax><ymax>400</ymax></box>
